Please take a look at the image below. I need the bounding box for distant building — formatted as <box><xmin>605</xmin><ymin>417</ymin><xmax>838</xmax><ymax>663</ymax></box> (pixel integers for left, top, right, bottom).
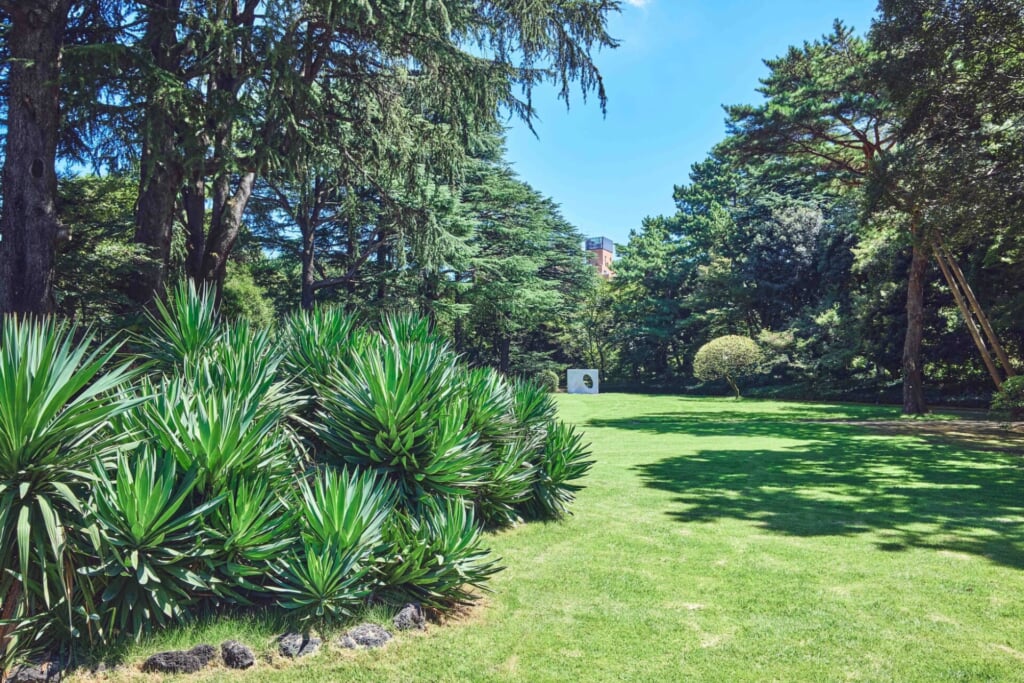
<box><xmin>585</xmin><ymin>236</ymin><xmax>615</xmax><ymax>279</ymax></box>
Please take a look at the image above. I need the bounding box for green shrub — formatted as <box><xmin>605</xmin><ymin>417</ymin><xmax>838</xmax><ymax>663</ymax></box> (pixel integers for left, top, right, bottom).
<box><xmin>1</xmin><ymin>295</ymin><xmax>590</xmax><ymax>662</ymax></box>
<box><xmin>0</xmin><ymin>318</ymin><xmax>139</xmax><ymax>662</ymax></box>
<box><xmin>315</xmin><ymin>332</ymin><xmax>488</xmax><ymax>507</ymax></box>
<box><xmin>534</xmin><ymin>369</ymin><xmax>560</xmax><ymax>393</ymax></box>
<box><xmin>693</xmin><ymin>335</ymin><xmax>764</xmax><ymax>398</ymax></box>
<box><xmin>281</xmin><ymin>306</ymin><xmax>362</xmax><ymax>398</ymax></box>
<box><xmin>518</xmin><ymin>421</ymin><xmax>594</xmax><ymax>520</ymax></box>
<box><xmin>380</xmin><ymin>499</ymin><xmax>502</xmax><ymax>608</ymax></box>
<box><xmin>272</xmin><ymin>468</ymin><xmax>393</xmax><ymax>623</ymax></box>
<box><xmin>139</xmin><ymin>280</ymin><xmax>221</xmax><ymax>369</ymax></box>
<box><xmin>88</xmin><ymin>451</ymin><xmax>222</xmax><ymax>640</ymax></box>
<box><xmin>992</xmin><ymin>376</ymin><xmax>1024</xmax><ymax>419</ymax></box>
<box><xmin>508</xmin><ymin>379</ymin><xmax>593</xmax><ymax>521</ymax></box>
<box><xmin>221</xmin><ymin>262</ymin><xmax>276</xmax><ymax>327</ymax></box>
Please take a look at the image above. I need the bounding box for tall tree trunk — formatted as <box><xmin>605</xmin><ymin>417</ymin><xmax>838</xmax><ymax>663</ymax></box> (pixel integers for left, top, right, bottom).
<box><xmin>188</xmin><ymin>171</ymin><xmax>256</xmax><ymax>305</ymax></box>
<box><xmin>498</xmin><ymin>334</ymin><xmax>511</xmax><ymax>375</ymax></box>
<box><xmin>300</xmin><ymin>218</ymin><xmax>315</xmax><ymax>310</ymax></box>
<box><xmin>0</xmin><ymin>0</ymin><xmax>72</xmax><ymax>314</ymax></box>
<box><xmin>130</xmin><ymin>0</ymin><xmax>184</xmax><ymax>309</ymax></box>
<box><xmin>902</xmin><ymin>242</ymin><xmax>929</xmax><ymax>414</ymax></box>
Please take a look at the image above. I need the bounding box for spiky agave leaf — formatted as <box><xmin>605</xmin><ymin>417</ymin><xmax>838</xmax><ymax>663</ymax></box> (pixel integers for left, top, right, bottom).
<box><xmin>280</xmin><ymin>306</ymin><xmax>363</xmax><ymax>395</ymax></box>
<box><xmin>519</xmin><ymin>421</ymin><xmax>594</xmax><ymax>520</ymax></box>
<box><xmin>512</xmin><ymin>379</ymin><xmax>558</xmax><ymax>445</ymax></box>
<box><xmin>379</xmin><ymin>498</ymin><xmax>502</xmax><ymax>609</ymax></box>
<box><xmin>87</xmin><ymin>451</ymin><xmax>222</xmax><ymax>641</ymax></box>
<box><xmin>0</xmin><ymin>317</ymin><xmax>139</xmax><ymax>652</ymax></box>
<box><xmin>315</xmin><ymin>336</ymin><xmax>489</xmax><ymax>506</ymax></box>
<box><xmin>271</xmin><ymin>544</ymin><xmax>372</xmax><ymax>624</ymax></box>
<box><xmin>132</xmin><ymin>368</ymin><xmax>296</xmax><ymax>499</ymax></box>
<box><xmin>207</xmin><ymin>474</ymin><xmax>299</xmax><ymax>601</ymax></box>
<box><xmin>473</xmin><ymin>438</ymin><xmax>536</xmax><ymax>529</ymax></box>
<box><xmin>137</xmin><ymin>280</ymin><xmax>221</xmax><ymax>370</ymax></box>
<box><xmin>297</xmin><ymin>467</ymin><xmax>394</xmax><ymax>550</ymax></box>
<box><xmin>459</xmin><ymin>366</ymin><xmax>515</xmax><ymax>447</ymax></box>
<box><xmin>271</xmin><ymin>467</ymin><xmax>394</xmax><ymax>624</ymax></box>
<box><xmin>378</xmin><ymin>311</ymin><xmax>446</xmax><ymax>347</ymax></box>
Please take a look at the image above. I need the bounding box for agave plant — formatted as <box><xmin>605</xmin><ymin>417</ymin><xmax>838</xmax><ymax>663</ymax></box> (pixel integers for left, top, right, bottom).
<box><xmin>315</xmin><ymin>335</ymin><xmax>489</xmax><ymax>506</ymax></box>
<box><xmin>133</xmin><ymin>365</ymin><xmax>297</xmax><ymax>499</ymax></box>
<box><xmin>206</xmin><ymin>474</ymin><xmax>298</xmax><ymax>601</ymax></box>
<box><xmin>459</xmin><ymin>367</ymin><xmax>516</xmax><ymax>446</ymax></box>
<box><xmin>378</xmin><ymin>311</ymin><xmax>446</xmax><ymax>346</ymax></box>
<box><xmin>280</xmin><ymin>306</ymin><xmax>362</xmax><ymax>392</ymax></box>
<box><xmin>512</xmin><ymin>379</ymin><xmax>558</xmax><ymax>444</ymax></box>
<box><xmin>272</xmin><ymin>468</ymin><xmax>394</xmax><ymax>623</ymax></box>
<box><xmin>137</xmin><ymin>280</ymin><xmax>221</xmax><ymax>370</ymax></box>
<box><xmin>473</xmin><ymin>439</ymin><xmax>536</xmax><ymax>529</ymax></box>
<box><xmin>272</xmin><ymin>544</ymin><xmax>373</xmax><ymax>624</ymax></box>
<box><xmin>0</xmin><ymin>317</ymin><xmax>139</xmax><ymax>657</ymax></box>
<box><xmin>297</xmin><ymin>467</ymin><xmax>394</xmax><ymax>550</ymax></box>
<box><xmin>380</xmin><ymin>499</ymin><xmax>502</xmax><ymax>608</ymax></box>
<box><xmin>87</xmin><ymin>451</ymin><xmax>222</xmax><ymax>640</ymax></box>
<box><xmin>519</xmin><ymin>421</ymin><xmax>594</xmax><ymax>520</ymax></box>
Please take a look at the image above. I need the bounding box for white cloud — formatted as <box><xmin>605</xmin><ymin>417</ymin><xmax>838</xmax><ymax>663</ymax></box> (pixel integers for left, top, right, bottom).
<box><xmin>624</xmin><ymin>0</ymin><xmax>651</xmax><ymax>6</ymax></box>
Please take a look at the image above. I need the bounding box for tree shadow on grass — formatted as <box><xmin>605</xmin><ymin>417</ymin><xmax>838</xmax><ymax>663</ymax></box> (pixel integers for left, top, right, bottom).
<box><xmin>590</xmin><ymin>412</ymin><xmax>1024</xmax><ymax>570</ymax></box>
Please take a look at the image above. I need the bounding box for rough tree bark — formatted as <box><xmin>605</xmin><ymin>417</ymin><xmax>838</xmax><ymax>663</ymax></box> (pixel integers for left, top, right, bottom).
<box><xmin>129</xmin><ymin>0</ymin><xmax>184</xmax><ymax>309</ymax></box>
<box><xmin>902</xmin><ymin>241</ymin><xmax>929</xmax><ymax>414</ymax></box>
<box><xmin>0</xmin><ymin>0</ymin><xmax>72</xmax><ymax>314</ymax></box>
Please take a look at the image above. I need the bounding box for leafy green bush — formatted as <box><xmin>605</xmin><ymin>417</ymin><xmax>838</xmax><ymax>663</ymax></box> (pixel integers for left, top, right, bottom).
<box><xmin>508</xmin><ymin>379</ymin><xmax>593</xmax><ymax>521</ymax></box>
<box><xmin>0</xmin><ymin>293</ymin><xmax>592</xmax><ymax>663</ymax></box>
<box><xmin>693</xmin><ymin>335</ymin><xmax>764</xmax><ymax>398</ymax></box>
<box><xmin>139</xmin><ymin>280</ymin><xmax>221</xmax><ymax>369</ymax></box>
<box><xmin>991</xmin><ymin>376</ymin><xmax>1024</xmax><ymax>419</ymax></box>
<box><xmin>281</xmin><ymin>306</ymin><xmax>362</xmax><ymax>398</ymax></box>
<box><xmin>534</xmin><ymin>369</ymin><xmax>560</xmax><ymax>393</ymax></box>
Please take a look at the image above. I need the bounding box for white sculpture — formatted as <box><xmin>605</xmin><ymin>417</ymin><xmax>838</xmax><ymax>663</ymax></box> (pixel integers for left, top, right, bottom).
<box><xmin>567</xmin><ymin>369</ymin><xmax>600</xmax><ymax>394</ymax></box>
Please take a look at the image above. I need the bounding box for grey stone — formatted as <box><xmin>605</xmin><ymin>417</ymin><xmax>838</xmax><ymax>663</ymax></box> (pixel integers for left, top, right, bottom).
<box><xmin>277</xmin><ymin>632</ymin><xmax>321</xmax><ymax>658</ymax></box>
<box><xmin>393</xmin><ymin>603</ymin><xmax>426</xmax><ymax>631</ymax></box>
<box><xmin>221</xmin><ymin>640</ymin><xmax>255</xmax><ymax>669</ymax></box>
<box><xmin>339</xmin><ymin>623</ymin><xmax>392</xmax><ymax>649</ymax></box>
<box><xmin>189</xmin><ymin>644</ymin><xmax>217</xmax><ymax>666</ymax></box>
<box><xmin>140</xmin><ymin>650</ymin><xmax>207</xmax><ymax>675</ymax></box>
<box><xmin>7</xmin><ymin>662</ymin><xmax>58</xmax><ymax>683</ymax></box>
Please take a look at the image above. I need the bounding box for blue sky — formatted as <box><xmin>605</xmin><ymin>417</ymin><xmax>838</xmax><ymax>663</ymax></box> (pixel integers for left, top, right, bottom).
<box><xmin>504</xmin><ymin>0</ymin><xmax>880</xmax><ymax>246</ymax></box>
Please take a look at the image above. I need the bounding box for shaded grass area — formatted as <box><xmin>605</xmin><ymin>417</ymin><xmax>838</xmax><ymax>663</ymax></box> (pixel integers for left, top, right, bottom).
<box><xmin>72</xmin><ymin>395</ymin><xmax>1024</xmax><ymax>682</ymax></box>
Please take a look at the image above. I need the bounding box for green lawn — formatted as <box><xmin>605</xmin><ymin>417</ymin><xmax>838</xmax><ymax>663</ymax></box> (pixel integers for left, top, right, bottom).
<box><xmin>81</xmin><ymin>395</ymin><xmax>1024</xmax><ymax>682</ymax></box>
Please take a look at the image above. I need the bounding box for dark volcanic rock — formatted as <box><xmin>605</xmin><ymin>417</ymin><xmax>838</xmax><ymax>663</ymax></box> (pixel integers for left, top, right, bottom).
<box><xmin>393</xmin><ymin>603</ymin><xmax>426</xmax><ymax>631</ymax></box>
<box><xmin>221</xmin><ymin>640</ymin><xmax>255</xmax><ymax>669</ymax></box>
<box><xmin>277</xmin><ymin>632</ymin><xmax>321</xmax><ymax>658</ymax></box>
<box><xmin>189</xmin><ymin>644</ymin><xmax>217</xmax><ymax>666</ymax></box>
<box><xmin>339</xmin><ymin>623</ymin><xmax>392</xmax><ymax>649</ymax></box>
<box><xmin>140</xmin><ymin>650</ymin><xmax>206</xmax><ymax>675</ymax></box>
<box><xmin>7</xmin><ymin>662</ymin><xmax>57</xmax><ymax>682</ymax></box>
<box><xmin>8</xmin><ymin>654</ymin><xmax>63</xmax><ymax>682</ymax></box>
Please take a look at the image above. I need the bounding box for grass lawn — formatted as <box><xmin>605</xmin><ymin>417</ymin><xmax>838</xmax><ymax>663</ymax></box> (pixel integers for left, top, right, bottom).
<box><xmin>77</xmin><ymin>395</ymin><xmax>1024</xmax><ymax>682</ymax></box>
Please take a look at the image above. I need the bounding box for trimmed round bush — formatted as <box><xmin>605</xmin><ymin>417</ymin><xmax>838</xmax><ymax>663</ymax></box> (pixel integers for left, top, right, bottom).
<box><xmin>535</xmin><ymin>370</ymin><xmax>560</xmax><ymax>393</ymax></box>
<box><xmin>693</xmin><ymin>335</ymin><xmax>763</xmax><ymax>398</ymax></box>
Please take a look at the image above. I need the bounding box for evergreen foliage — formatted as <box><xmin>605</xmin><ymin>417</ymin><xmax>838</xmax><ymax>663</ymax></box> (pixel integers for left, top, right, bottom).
<box><xmin>0</xmin><ymin>288</ymin><xmax>592</xmax><ymax>665</ymax></box>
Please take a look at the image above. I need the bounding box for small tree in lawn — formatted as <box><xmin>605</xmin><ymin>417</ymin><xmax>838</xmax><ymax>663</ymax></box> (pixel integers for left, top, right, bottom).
<box><xmin>693</xmin><ymin>336</ymin><xmax>763</xmax><ymax>399</ymax></box>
